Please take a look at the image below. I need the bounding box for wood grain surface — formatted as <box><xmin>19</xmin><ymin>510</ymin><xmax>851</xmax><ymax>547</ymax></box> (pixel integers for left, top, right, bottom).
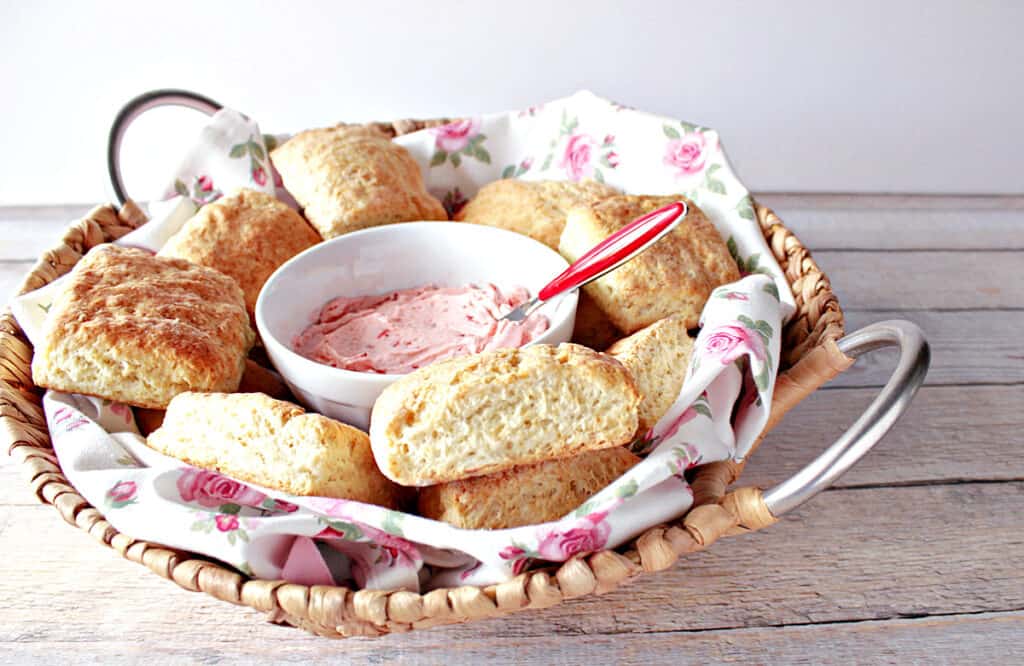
<box><xmin>1</xmin><ymin>194</ymin><xmax>1021</xmax><ymax>664</ymax></box>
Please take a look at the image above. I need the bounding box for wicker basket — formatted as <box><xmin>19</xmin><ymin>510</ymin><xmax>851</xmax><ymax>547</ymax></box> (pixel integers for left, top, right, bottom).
<box><xmin>3</xmin><ymin>113</ymin><xmax>889</xmax><ymax>639</ymax></box>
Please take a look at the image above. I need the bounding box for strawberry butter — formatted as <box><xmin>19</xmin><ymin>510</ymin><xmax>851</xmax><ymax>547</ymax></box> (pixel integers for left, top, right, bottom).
<box><xmin>293</xmin><ymin>283</ymin><xmax>549</xmax><ymax>374</ymax></box>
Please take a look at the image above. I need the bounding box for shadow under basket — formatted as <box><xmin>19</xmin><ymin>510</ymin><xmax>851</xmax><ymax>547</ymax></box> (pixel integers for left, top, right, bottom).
<box><xmin>1</xmin><ymin>120</ymin><xmax>867</xmax><ymax>639</ymax></box>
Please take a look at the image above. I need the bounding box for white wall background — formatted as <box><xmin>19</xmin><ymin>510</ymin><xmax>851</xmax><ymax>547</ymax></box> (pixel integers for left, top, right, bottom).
<box><xmin>1</xmin><ymin>0</ymin><xmax>1022</xmax><ymax>205</ymax></box>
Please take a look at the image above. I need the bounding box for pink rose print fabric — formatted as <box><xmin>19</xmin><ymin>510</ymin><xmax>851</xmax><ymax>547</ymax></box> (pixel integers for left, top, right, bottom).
<box><xmin>536</xmin><ymin>511</ymin><xmax>611</xmax><ymax>560</ymax></box>
<box><xmin>177</xmin><ymin>469</ymin><xmax>267</xmax><ymax>509</ymax></box>
<box><xmin>106</xmin><ymin>480</ymin><xmax>138</xmax><ymax>509</ymax></box>
<box><xmin>561</xmin><ymin>133</ymin><xmax>598</xmax><ymax>181</ymax></box>
<box><xmin>215</xmin><ymin>514</ymin><xmax>240</xmax><ymax>532</ymax></box>
<box><xmin>432</xmin><ymin>119</ymin><xmax>480</xmax><ymax>152</ymax></box>
<box><xmin>702</xmin><ymin>324</ymin><xmax>767</xmax><ymax>366</ymax></box>
<box><xmin>17</xmin><ymin>91</ymin><xmax>788</xmax><ymax>594</ymax></box>
<box><xmin>429</xmin><ymin>119</ymin><xmax>490</xmax><ymax>167</ymax></box>
<box><xmin>664</xmin><ymin>133</ymin><xmax>710</xmax><ymax>177</ymax></box>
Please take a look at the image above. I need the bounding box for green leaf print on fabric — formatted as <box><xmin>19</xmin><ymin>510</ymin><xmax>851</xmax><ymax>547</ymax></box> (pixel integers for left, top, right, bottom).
<box><xmin>428</xmin><ymin>120</ymin><xmax>490</xmax><ymax>168</ymax></box>
<box><xmin>727</xmin><ymin>236</ymin><xmax>774</xmax><ymax>277</ymax></box>
<box><xmin>735</xmin><ymin>195</ymin><xmax>756</xmax><ymax>221</ymax></box>
<box><xmin>382</xmin><ymin>510</ymin><xmax>405</xmax><ymax>537</ymax></box>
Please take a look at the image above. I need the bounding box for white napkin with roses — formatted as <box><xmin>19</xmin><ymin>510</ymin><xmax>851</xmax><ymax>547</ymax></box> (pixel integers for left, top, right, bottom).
<box><xmin>12</xmin><ymin>91</ymin><xmax>789</xmax><ymax>591</ymax></box>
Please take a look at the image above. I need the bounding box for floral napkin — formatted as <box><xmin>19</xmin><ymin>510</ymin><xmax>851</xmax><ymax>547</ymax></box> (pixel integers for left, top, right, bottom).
<box><xmin>12</xmin><ymin>91</ymin><xmax>787</xmax><ymax>591</ymax></box>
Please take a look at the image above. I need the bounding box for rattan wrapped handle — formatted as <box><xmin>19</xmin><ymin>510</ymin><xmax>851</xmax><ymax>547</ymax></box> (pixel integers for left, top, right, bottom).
<box><xmin>763</xmin><ymin>320</ymin><xmax>930</xmax><ymax>516</ymax></box>
<box><xmin>107</xmin><ymin>89</ymin><xmax>223</xmax><ymax>206</ymax></box>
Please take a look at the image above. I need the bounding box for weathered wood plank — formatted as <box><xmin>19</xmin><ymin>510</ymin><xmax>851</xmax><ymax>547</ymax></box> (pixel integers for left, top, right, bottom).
<box><xmin>816</xmin><ymin>250</ymin><xmax>1023</xmax><ymax>310</ymax></box>
<box><xmin>762</xmin><ymin>205</ymin><xmax>1024</xmax><ymax>251</ymax></box>
<box><xmin>744</xmin><ymin>384</ymin><xmax>1024</xmax><ymax>490</ymax></box>
<box><xmin>6</xmin><ymin>611</ymin><xmax>1019</xmax><ymax>665</ymax></box>
<box><xmin>1</xmin><ymin>482</ymin><xmax>1021</xmax><ymax>646</ymax></box>
<box><xmin>3</xmin><ymin>384</ymin><xmax>1018</xmax><ymax>507</ymax></box>
<box><xmin>833</xmin><ymin>310</ymin><xmax>1023</xmax><ymax>388</ymax></box>
<box><xmin>758</xmin><ymin>193</ymin><xmax>1024</xmax><ymax>211</ymax></box>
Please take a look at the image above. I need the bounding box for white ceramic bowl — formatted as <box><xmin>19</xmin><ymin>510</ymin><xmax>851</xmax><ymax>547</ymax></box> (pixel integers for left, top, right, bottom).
<box><xmin>255</xmin><ymin>222</ymin><xmax>578</xmax><ymax>430</ymax></box>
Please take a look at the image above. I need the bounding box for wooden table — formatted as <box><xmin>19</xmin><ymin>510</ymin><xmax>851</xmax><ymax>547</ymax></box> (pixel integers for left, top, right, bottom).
<box><xmin>2</xmin><ymin>194</ymin><xmax>1021</xmax><ymax>663</ymax></box>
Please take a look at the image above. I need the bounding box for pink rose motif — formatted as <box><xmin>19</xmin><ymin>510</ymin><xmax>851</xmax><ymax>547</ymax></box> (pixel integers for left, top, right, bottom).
<box><xmin>510</xmin><ymin>557</ymin><xmax>530</xmax><ymax>575</ymax></box>
<box><xmin>702</xmin><ymin>325</ymin><xmax>766</xmax><ymax>366</ymax></box>
<box><xmin>560</xmin><ymin>133</ymin><xmax>597</xmax><ymax>182</ymax></box>
<box><xmin>724</xmin><ymin>292</ymin><xmax>749</xmax><ymax>301</ymax></box>
<box><xmin>664</xmin><ymin>133</ymin><xmax>710</xmax><ymax>178</ymax></box>
<box><xmin>107</xmin><ymin>481</ymin><xmax>137</xmax><ymax>503</ymax></box>
<box><xmin>215</xmin><ymin>514</ymin><xmax>239</xmax><ymax>532</ymax></box>
<box><xmin>536</xmin><ymin>511</ymin><xmax>611</xmax><ymax>561</ymax></box>
<box><xmin>271</xmin><ymin>499</ymin><xmax>299</xmax><ymax>513</ymax></box>
<box><xmin>108</xmin><ymin>402</ymin><xmax>133</xmax><ymax>424</ymax></box>
<box><xmin>499</xmin><ymin>546</ymin><xmax>525</xmax><ymax>560</ymax></box>
<box><xmin>499</xmin><ymin>545</ymin><xmax>530</xmax><ymax>572</ymax></box>
<box><xmin>359</xmin><ymin>524</ymin><xmax>420</xmax><ymax>569</ymax></box>
<box><xmin>671</xmin><ymin>442</ymin><xmax>703</xmax><ymax>474</ymax></box>
<box><xmin>252</xmin><ymin>166</ymin><xmax>267</xmax><ymax>187</ymax></box>
<box><xmin>177</xmin><ymin>469</ymin><xmax>266</xmax><ymax>509</ymax></box>
<box><xmin>197</xmin><ymin>175</ymin><xmax>214</xmax><ymax>192</ymax></box>
<box><xmin>315</xmin><ymin>525</ymin><xmax>349</xmax><ymax>539</ymax></box>
<box><xmin>519</xmin><ymin>157</ymin><xmax>533</xmax><ymax>171</ymax></box>
<box><xmin>603</xmin><ymin>134</ymin><xmax>615</xmax><ymax>146</ymax></box>
<box><xmin>431</xmin><ymin>119</ymin><xmax>480</xmax><ymax>152</ymax></box>
<box><xmin>606</xmin><ymin>150</ymin><xmax>620</xmax><ymax>168</ymax></box>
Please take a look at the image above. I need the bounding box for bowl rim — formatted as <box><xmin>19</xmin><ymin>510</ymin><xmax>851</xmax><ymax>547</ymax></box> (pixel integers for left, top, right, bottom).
<box><xmin>254</xmin><ymin>220</ymin><xmax>578</xmax><ymax>390</ymax></box>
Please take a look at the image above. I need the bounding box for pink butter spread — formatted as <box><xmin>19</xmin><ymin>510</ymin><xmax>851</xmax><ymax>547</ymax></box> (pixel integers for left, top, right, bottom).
<box><xmin>293</xmin><ymin>283</ymin><xmax>549</xmax><ymax>374</ymax></box>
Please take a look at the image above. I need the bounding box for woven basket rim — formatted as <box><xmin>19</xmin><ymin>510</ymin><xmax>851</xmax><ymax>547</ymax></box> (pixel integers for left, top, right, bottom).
<box><xmin>2</xmin><ymin>139</ymin><xmax>848</xmax><ymax>638</ymax></box>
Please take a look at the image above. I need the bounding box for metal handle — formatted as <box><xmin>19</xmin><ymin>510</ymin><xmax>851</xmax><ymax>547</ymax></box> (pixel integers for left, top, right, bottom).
<box><xmin>762</xmin><ymin>320</ymin><xmax>930</xmax><ymax>516</ymax></box>
<box><xmin>107</xmin><ymin>89</ymin><xmax>223</xmax><ymax>206</ymax></box>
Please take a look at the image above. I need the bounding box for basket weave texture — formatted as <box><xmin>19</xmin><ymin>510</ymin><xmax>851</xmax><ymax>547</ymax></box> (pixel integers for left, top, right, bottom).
<box><xmin>1</xmin><ymin>121</ymin><xmax>851</xmax><ymax>638</ymax></box>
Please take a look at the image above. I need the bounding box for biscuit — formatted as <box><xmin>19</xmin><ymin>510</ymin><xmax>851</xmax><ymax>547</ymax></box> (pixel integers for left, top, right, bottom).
<box><xmin>238</xmin><ymin>359</ymin><xmax>292</xmax><ymax>401</ymax></box>
<box><xmin>31</xmin><ymin>245</ymin><xmax>254</xmax><ymax>409</ymax></box>
<box><xmin>571</xmin><ymin>290</ymin><xmax>622</xmax><ymax>351</ymax></box>
<box><xmin>559</xmin><ymin>195</ymin><xmax>740</xmax><ymax>333</ymax></box>
<box><xmin>158</xmin><ymin>188</ymin><xmax>320</xmax><ymax>318</ymax></box>
<box><xmin>147</xmin><ymin>392</ymin><xmax>402</xmax><ymax>507</ymax></box>
<box><xmin>369</xmin><ymin>343</ymin><xmax>641</xmax><ymax>486</ymax></box>
<box><xmin>454</xmin><ymin>178</ymin><xmax>618</xmax><ymax>249</ymax></box>
<box><xmin>418</xmin><ymin>447</ymin><xmax>640</xmax><ymax>529</ymax></box>
<box><xmin>271</xmin><ymin>125</ymin><xmax>447</xmax><ymax>239</ymax></box>
<box><xmin>607</xmin><ymin>315</ymin><xmax>694</xmax><ymax>433</ymax></box>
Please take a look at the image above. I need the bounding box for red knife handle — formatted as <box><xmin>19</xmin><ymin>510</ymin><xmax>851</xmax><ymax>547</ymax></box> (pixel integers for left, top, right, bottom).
<box><xmin>537</xmin><ymin>201</ymin><xmax>687</xmax><ymax>302</ymax></box>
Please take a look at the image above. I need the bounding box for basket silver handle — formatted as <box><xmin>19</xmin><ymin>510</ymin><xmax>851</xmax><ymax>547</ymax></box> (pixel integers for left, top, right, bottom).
<box><xmin>107</xmin><ymin>89</ymin><xmax>223</xmax><ymax>206</ymax></box>
<box><xmin>762</xmin><ymin>319</ymin><xmax>930</xmax><ymax>516</ymax></box>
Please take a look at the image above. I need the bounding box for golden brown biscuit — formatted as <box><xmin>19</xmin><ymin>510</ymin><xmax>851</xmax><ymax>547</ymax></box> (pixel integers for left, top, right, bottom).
<box><xmin>419</xmin><ymin>447</ymin><xmax>640</xmax><ymax>529</ymax></box>
<box><xmin>158</xmin><ymin>188</ymin><xmax>320</xmax><ymax>318</ymax></box>
<box><xmin>147</xmin><ymin>392</ymin><xmax>401</xmax><ymax>507</ymax></box>
<box><xmin>271</xmin><ymin>125</ymin><xmax>447</xmax><ymax>238</ymax></box>
<box><xmin>31</xmin><ymin>245</ymin><xmax>254</xmax><ymax>409</ymax></box>
<box><xmin>607</xmin><ymin>315</ymin><xmax>694</xmax><ymax>433</ymax></box>
<box><xmin>369</xmin><ymin>343</ymin><xmax>640</xmax><ymax>486</ymax></box>
<box><xmin>454</xmin><ymin>178</ymin><xmax>618</xmax><ymax>249</ymax></box>
<box><xmin>238</xmin><ymin>358</ymin><xmax>292</xmax><ymax>401</ymax></box>
<box><xmin>559</xmin><ymin>195</ymin><xmax>740</xmax><ymax>333</ymax></box>
<box><xmin>571</xmin><ymin>290</ymin><xmax>622</xmax><ymax>351</ymax></box>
